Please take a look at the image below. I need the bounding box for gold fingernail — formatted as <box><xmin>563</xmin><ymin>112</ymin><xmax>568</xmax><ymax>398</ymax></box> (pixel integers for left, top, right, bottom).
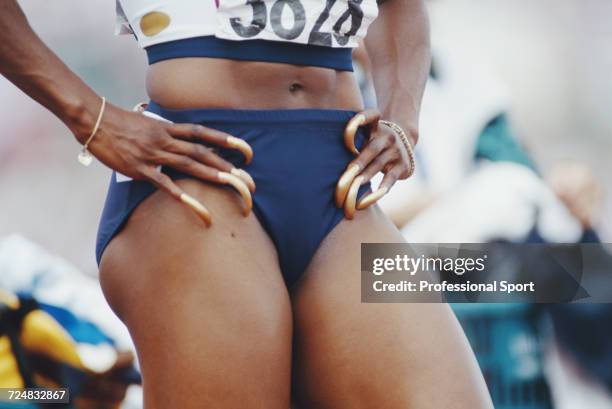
<box><xmin>344</xmin><ymin>176</ymin><xmax>365</xmax><ymax>220</ymax></box>
<box><xmin>219</xmin><ymin>172</ymin><xmax>253</xmax><ymax>216</ymax></box>
<box><xmin>335</xmin><ymin>164</ymin><xmax>361</xmax><ymax>207</ymax></box>
<box><xmin>357</xmin><ymin>187</ymin><xmax>389</xmax><ymax>210</ymax></box>
<box><xmin>344</xmin><ymin>114</ymin><xmax>366</xmax><ymax>155</ymax></box>
<box><xmin>231</xmin><ymin>168</ymin><xmax>256</xmax><ymax>193</ymax></box>
<box><xmin>227</xmin><ymin>136</ymin><xmax>254</xmax><ymax>165</ymax></box>
<box><xmin>180</xmin><ymin>193</ymin><xmax>212</xmax><ymax>226</ymax></box>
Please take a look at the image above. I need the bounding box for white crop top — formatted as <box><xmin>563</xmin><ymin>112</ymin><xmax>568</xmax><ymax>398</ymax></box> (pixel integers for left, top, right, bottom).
<box><xmin>116</xmin><ymin>0</ymin><xmax>379</xmax><ymax>49</ymax></box>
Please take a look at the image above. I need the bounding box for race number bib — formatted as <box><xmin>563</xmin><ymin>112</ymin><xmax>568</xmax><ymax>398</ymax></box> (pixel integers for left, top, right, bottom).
<box><xmin>215</xmin><ymin>0</ymin><xmax>378</xmax><ymax>48</ymax></box>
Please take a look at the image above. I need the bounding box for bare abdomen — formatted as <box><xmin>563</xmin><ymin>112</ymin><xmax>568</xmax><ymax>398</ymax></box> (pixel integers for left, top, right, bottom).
<box><xmin>145</xmin><ymin>57</ymin><xmax>364</xmax><ymax>111</ymax></box>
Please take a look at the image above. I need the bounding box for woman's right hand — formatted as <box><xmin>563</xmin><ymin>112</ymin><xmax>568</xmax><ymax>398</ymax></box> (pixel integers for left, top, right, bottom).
<box><xmin>83</xmin><ymin>102</ymin><xmax>255</xmax><ymax>226</ymax></box>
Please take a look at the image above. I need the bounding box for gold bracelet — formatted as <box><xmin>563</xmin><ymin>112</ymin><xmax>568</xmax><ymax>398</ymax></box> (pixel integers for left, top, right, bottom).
<box><xmin>379</xmin><ymin>119</ymin><xmax>416</xmax><ymax>178</ymax></box>
<box><xmin>77</xmin><ymin>97</ymin><xmax>106</xmax><ymax>166</ymax></box>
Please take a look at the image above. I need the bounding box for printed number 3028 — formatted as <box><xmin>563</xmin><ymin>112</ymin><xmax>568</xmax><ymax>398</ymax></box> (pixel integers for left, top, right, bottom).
<box><xmin>229</xmin><ymin>0</ymin><xmax>364</xmax><ymax>46</ymax></box>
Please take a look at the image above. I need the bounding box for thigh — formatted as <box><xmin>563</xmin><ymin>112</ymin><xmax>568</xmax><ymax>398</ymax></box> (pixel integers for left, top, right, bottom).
<box><xmin>291</xmin><ymin>205</ymin><xmax>493</xmax><ymax>409</ymax></box>
<box><xmin>99</xmin><ymin>179</ymin><xmax>292</xmax><ymax>409</ymax></box>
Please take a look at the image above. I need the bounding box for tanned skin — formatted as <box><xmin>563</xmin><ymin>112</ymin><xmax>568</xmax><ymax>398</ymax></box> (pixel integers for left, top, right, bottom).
<box><xmin>1</xmin><ymin>1</ymin><xmax>493</xmax><ymax>407</ymax></box>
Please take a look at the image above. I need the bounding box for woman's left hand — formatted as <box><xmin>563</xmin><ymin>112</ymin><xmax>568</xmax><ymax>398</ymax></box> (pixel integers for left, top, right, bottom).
<box><xmin>335</xmin><ymin>109</ymin><xmax>416</xmax><ymax>219</ymax></box>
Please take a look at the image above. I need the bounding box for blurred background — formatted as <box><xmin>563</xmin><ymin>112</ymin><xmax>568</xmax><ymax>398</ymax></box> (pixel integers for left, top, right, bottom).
<box><xmin>1</xmin><ymin>0</ymin><xmax>611</xmax><ymax>408</ymax></box>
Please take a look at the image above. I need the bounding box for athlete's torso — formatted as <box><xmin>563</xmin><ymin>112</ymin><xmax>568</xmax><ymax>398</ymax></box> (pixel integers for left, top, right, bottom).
<box><xmin>145</xmin><ymin>58</ymin><xmax>364</xmax><ymax>110</ymax></box>
<box><xmin>116</xmin><ymin>0</ymin><xmax>379</xmax><ymax>110</ymax></box>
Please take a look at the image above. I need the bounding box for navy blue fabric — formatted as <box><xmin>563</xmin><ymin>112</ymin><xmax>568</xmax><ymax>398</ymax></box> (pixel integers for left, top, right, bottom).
<box><xmin>146</xmin><ymin>35</ymin><xmax>354</xmax><ymax>71</ymax></box>
<box><xmin>96</xmin><ymin>102</ymin><xmax>370</xmax><ymax>287</ymax></box>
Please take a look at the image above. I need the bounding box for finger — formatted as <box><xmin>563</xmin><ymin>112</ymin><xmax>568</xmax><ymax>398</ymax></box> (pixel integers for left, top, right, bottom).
<box><xmin>351</xmin><ymin>149</ymin><xmax>401</xmax><ymax>211</ymax></box>
<box><xmin>335</xmin><ymin>135</ymin><xmax>390</xmax><ymax>207</ymax></box>
<box><xmin>344</xmin><ymin>176</ymin><xmax>365</xmax><ymax>219</ymax></box>
<box><xmin>168</xmin><ymin>140</ymin><xmax>256</xmax><ymax>192</ymax></box>
<box><xmin>158</xmin><ymin>153</ymin><xmax>253</xmax><ymax>216</ymax></box>
<box><xmin>357</xmin><ymin>166</ymin><xmax>402</xmax><ymax>211</ymax></box>
<box><xmin>358</xmin><ymin>147</ymin><xmax>401</xmax><ymax>183</ymax></box>
<box><xmin>141</xmin><ymin>167</ymin><xmax>212</xmax><ymax>226</ymax></box>
<box><xmin>218</xmin><ymin>172</ymin><xmax>253</xmax><ymax>217</ymax></box>
<box><xmin>344</xmin><ymin>109</ymin><xmax>381</xmax><ymax>155</ymax></box>
<box><xmin>168</xmin><ymin>139</ymin><xmax>233</xmax><ymax>171</ymax></box>
<box><xmin>157</xmin><ymin>152</ymin><xmax>220</xmax><ymax>183</ymax></box>
<box><xmin>169</xmin><ymin>124</ymin><xmax>254</xmax><ymax>164</ymax></box>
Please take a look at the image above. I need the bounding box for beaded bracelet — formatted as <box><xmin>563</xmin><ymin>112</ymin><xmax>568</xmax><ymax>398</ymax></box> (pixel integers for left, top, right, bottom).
<box><xmin>379</xmin><ymin>119</ymin><xmax>416</xmax><ymax>178</ymax></box>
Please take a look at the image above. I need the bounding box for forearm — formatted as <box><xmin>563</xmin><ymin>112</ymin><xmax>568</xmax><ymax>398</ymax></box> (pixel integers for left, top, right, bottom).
<box><xmin>364</xmin><ymin>0</ymin><xmax>431</xmax><ymax>144</ymax></box>
<box><xmin>0</xmin><ymin>0</ymin><xmax>101</xmax><ymax>142</ymax></box>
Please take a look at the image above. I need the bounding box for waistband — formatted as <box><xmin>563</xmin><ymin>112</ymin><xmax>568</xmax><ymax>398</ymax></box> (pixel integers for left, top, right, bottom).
<box><xmin>145</xmin><ymin>36</ymin><xmax>354</xmax><ymax>71</ymax></box>
<box><xmin>146</xmin><ymin>101</ymin><xmax>360</xmax><ymax>125</ymax></box>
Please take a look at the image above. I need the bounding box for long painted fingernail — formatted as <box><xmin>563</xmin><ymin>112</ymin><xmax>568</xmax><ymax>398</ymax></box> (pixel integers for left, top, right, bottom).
<box><xmin>349</xmin><ymin>113</ymin><xmax>366</xmax><ymax>129</ymax></box>
<box><xmin>180</xmin><ymin>193</ymin><xmax>212</xmax><ymax>226</ymax></box>
<box><xmin>335</xmin><ymin>164</ymin><xmax>361</xmax><ymax>207</ymax></box>
<box><xmin>357</xmin><ymin>187</ymin><xmax>389</xmax><ymax>210</ymax></box>
<box><xmin>344</xmin><ymin>176</ymin><xmax>365</xmax><ymax>220</ymax></box>
<box><xmin>219</xmin><ymin>172</ymin><xmax>253</xmax><ymax>216</ymax></box>
<box><xmin>231</xmin><ymin>168</ymin><xmax>256</xmax><ymax>193</ymax></box>
<box><xmin>227</xmin><ymin>136</ymin><xmax>253</xmax><ymax>165</ymax></box>
<box><xmin>344</xmin><ymin>114</ymin><xmax>366</xmax><ymax>155</ymax></box>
